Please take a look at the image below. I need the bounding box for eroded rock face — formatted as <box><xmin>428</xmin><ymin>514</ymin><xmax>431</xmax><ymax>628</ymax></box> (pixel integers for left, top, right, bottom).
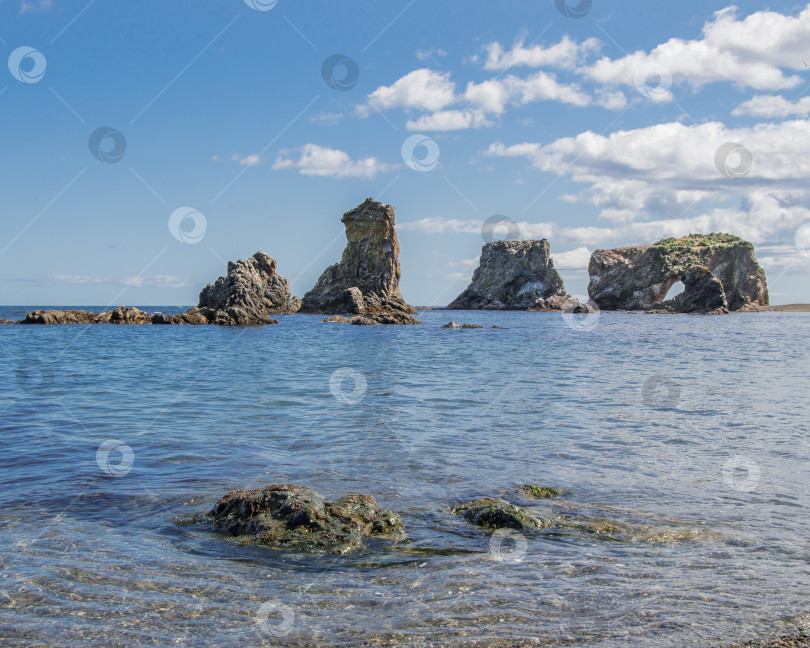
<box><xmin>209</xmin><ymin>484</ymin><xmax>406</xmax><ymax>554</ymax></box>
<box><xmin>588</xmin><ymin>234</ymin><xmax>768</xmax><ymax>313</ymax></box>
<box><xmin>299</xmin><ymin>199</ymin><xmax>416</xmax><ymax>319</ymax></box>
<box><xmin>198</xmin><ymin>251</ymin><xmax>300</xmax><ymax>322</ymax></box>
<box><xmin>447</xmin><ymin>240</ymin><xmax>571</xmax><ymax>310</ymax></box>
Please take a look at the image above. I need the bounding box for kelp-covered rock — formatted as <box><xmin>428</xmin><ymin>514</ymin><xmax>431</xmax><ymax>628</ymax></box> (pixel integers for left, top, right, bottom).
<box><xmin>452</xmin><ymin>497</ymin><xmax>548</xmax><ymax>531</ymax></box>
<box><xmin>448</xmin><ymin>240</ymin><xmax>572</xmax><ymax>310</ymax></box>
<box><xmin>588</xmin><ymin>233</ymin><xmax>768</xmax><ymax>313</ymax></box>
<box><xmin>209</xmin><ymin>484</ymin><xmax>406</xmax><ymax>554</ymax></box>
<box><xmin>299</xmin><ymin>198</ymin><xmax>417</xmax><ymax>321</ymax></box>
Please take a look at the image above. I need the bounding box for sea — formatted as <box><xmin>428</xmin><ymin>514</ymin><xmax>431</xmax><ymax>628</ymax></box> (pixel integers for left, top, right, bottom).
<box><xmin>1</xmin><ymin>306</ymin><xmax>808</xmax><ymax>648</ymax></box>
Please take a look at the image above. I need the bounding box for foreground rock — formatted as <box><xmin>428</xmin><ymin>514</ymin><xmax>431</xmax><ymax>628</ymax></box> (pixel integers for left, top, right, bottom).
<box><xmin>588</xmin><ymin>233</ymin><xmax>769</xmax><ymax>313</ymax></box>
<box><xmin>209</xmin><ymin>484</ymin><xmax>406</xmax><ymax>554</ymax></box>
<box><xmin>18</xmin><ymin>252</ymin><xmax>293</xmax><ymax>326</ymax></box>
<box><xmin>453</xmin><ymin>498</ymin><xmax>548</xmax><ymax>531</ymax></box>
<box><xmin>299</xmin><ymin>198</ymin><xmax>420</xmax><ymax>324</ymax></box>
<box><xmin>448</xmin><ymin>240</ymin><xmax>573</xmax><ymax>310</ymax></box>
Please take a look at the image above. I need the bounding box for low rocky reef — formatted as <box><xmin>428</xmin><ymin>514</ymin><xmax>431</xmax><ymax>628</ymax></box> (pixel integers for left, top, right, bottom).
<box><xmin>203</xmin><ymin>482</ymin><xmax>702</xmax><ymax>555</ymax></box>
<box><xmin>448</xmin><ymin>240</ymin><xmax>574</xmax><ymax>311</ymax></box>
<box><xmin>588</xmin><ymin>233</ymin><xmax>769</xmax><ymax>314</ymax></box>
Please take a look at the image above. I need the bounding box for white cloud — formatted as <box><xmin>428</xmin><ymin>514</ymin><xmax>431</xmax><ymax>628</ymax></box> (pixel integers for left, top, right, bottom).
<box><xmin>359</xmin><ymin>69</ymin><xmax>456</xmax><ymax>116</ymax></box>
<box><xmin>398</xmin><ymin>217</ymin><xmax>483</xmax><ymax>234</ymax></box>
<box><xmin>552</xmin><ymin>247</ymin><xmax>593</xmax><ymax>269</ymax></box>
<box><xmin>584</xmin><ymin>6</ymin><xmax>810</xmax><ymax>95</ymax></box>
<box><xmin>484</xmin><ymin>35</ymin><xmax>601</xmax><ymax>71</ymax></box>
<box><xmin>406</xmin><ymin>109</ymin><xmax>492</xmax><ymax>131</ymax></box>
<box><xmin>273</xmin><ymin>144</ymin><xmax>398</xmax><ymax>179</ymax></box>
<box><xmin>732</xmin><ymin>94</ymin><xmax>810</xmax><ymax>118</ymax></box>
<box><xmin>239</xmin><ymin>154</ymin><xmax>261</xmax><ymax>167</ymax></box>
<box><xmin>416</xmin><ymin>48</ymin><xmax>447</xmax><ymax>61</ymax></box>
<box><xmin>20</xmin><ymin>0</ymin><xmax>52</xmax><ymax>14</ymax></box>
<box><xmin>445</xmin><ymin>257</ymin><xmax>481</xmax><ymax>267</ymax></box>
<box><xmin>310</xmin><ymin>112</ymin><xmax>343</xmax><ymax>126</ymax></box>
<box><xmin>52</xmin><ymin>274</ymin><xmax>190</xmax><ymax>288</ymax></box>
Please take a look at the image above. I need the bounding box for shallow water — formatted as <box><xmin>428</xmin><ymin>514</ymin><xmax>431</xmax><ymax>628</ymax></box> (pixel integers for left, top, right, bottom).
<box><xmin>1</xmin><ymin>308</ymin><xmax>809</xmax><ymax>647</ymax></box>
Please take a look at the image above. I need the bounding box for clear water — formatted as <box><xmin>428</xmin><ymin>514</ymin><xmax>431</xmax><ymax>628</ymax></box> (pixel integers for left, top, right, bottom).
<box><xmin>1</xmin><ymin>307</ymin><xmax>808</xmax><ymax>647</ymax></box>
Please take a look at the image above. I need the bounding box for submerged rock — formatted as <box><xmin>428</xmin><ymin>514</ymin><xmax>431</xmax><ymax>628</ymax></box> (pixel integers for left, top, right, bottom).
<box><xmin>322</xmin><ymin>315</ymin><xmax>351</xmax><ymax>323</ymax></box>
<box><xmin>520</xmin><ymin>484</ymin><xmax>562</xmax><ymax>499</ymax></box>
<box><xmin>209</xmin><ymin>484</ymin><xmax>406</xmax><ymax>554</ymax></box>
<box><xmin>448</xmin><ymin>240</ymin><xmax>572</xmax><ymax>310</ymax></box>
<box><xmin>452</xmin><ymin>498</ymin><xmax>548</xmax><ymax>531</ymax></box>
<box><xmin>299</xmin><ymin>198</ymin><xmax>418</xmax><ymax>323</ymax></box>
<box><xmin>588</xmin><ymin>233</ymin><xmax>769</xmax><ymax>313</ymax></box>
<box><xmin>441</xmin><ymin>321</ymin><xmax>484</xmax><ymax>329</ymax></box>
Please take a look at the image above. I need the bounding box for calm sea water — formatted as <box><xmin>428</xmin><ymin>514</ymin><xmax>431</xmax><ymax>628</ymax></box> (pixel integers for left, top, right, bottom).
<box><xmin>1</xmin><ymin>307</ymin><xmax>808</xmax><ymax>648</ymax></box>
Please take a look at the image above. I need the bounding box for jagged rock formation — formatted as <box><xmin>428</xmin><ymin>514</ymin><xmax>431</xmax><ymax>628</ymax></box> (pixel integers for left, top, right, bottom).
<box><xmin>17</xmin><ymin>252</ymin><xmax>295</xmax><ymax>326</ymax></box>
<box><xmin>447</xmin><ymin>240</ymin><xmax>571</xmax><ymax>310</ymax></box>
<box><xmin>299</xmin><ymin>198</ymin><xmax>419</xmax><ymax>323</ymax></box>
<box><xmin>194</xmin><ymin>251</ymin><xmax>299</xmax><ymax>325</ymax></box>
<box><xmin>208</xmin><ymin>484</ymin><xmax>406</xmax><ymax>554</ymax></box>
<box><xmin>588</xmin><ymin>233</ymin><xmax>769</xmax><ymax>314</ymax></box>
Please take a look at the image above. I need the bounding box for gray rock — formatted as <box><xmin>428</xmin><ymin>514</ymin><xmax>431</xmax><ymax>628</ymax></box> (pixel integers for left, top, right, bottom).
<box><xmin>588</xmin><ymin>233</ymin><xmax>768</xmax><ymax>313</ymax></box>
<box><xmin>448</xmin><ymin>240</ymin><xmax>572</xmax><ymax>310</ymax></box>
<box><xmin>209</xmin><ymin>484</ymin><xmax>406</xmax><ymax>554</ymax></box>
<box><xmin>442</xmin><ymin>321</ymin><xmax>484</xmax><ymax>329</ymax></box>
<box><xmin>452</xmin><ymin>497</ymin><xmax>548</xmax><ymax>531</ymax></box>
<box><xmin>299</xmin><ymin>198</ymin><xmax>417</xmax><ymax>319</ymax></box>
<box><xmin>322</xmin><ymin>315</ymin><xmax>351</xmax><ymax>323</ymax></box>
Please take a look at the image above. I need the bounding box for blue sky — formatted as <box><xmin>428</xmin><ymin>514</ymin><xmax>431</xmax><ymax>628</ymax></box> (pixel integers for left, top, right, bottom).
<box><xmin>2</xmin><ymin>0</ymin><xmax>810</xmax><ymax>306</ymax></box>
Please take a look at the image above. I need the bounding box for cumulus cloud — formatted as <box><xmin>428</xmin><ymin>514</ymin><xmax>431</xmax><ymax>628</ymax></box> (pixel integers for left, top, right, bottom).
<box><xmin>483</xmin><ymin>35</ymin><xmax>601</xmax><ymax>71</ymax></box>
<box><xmin>273</xmin><ymin>143</ymin><xmax>398</xmax><ymax>179</ymax></box>
<box><xmin>732</xmin><ymin>95</ymin><xmax>810</xmax><ymax>118</ymax></box>
<box><xmin>583</xmin><ymin>6</ymin><xmax>810</xmax><ymax>95</ymax></box>
<box><xmin>552</xmin><ymin>247</ymin><xmax>593</xmax><ymax>269</ymax></box>
<box><xmin>359</xmin><ymin>69</ymin><xmax>456</xmax><ymax>117</ymax></box>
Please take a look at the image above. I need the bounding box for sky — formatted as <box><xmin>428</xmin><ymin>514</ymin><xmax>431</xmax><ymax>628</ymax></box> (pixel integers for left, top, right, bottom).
<box><xmin>2</xmin><ymin>0</ymin><xmax>810</xmax><ymax>306</ymax></box>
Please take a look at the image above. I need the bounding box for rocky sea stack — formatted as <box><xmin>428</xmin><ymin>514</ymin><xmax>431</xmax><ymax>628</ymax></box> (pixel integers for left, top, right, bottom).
<box><xmin>588</xmin><ymin>233</ymin><xmax>769</xmax><ymax>314</ymax></box>
<box><xmin>300</xmin><ymin>198</ymin><xmax>420</xmax><ymax>324</ymax></box>
<box><xmin>448</xmin><ymin>240</ymin><xmax>572</xmax><ymax>310</ymax></box>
